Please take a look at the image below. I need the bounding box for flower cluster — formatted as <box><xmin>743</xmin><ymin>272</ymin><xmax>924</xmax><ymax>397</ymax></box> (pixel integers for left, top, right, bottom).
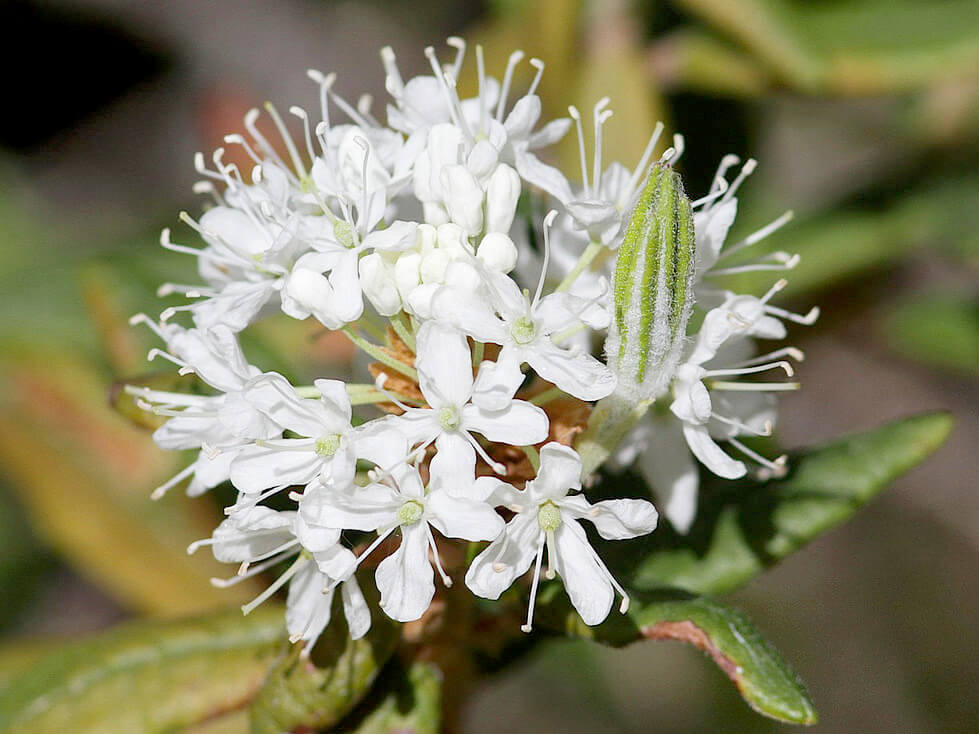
<box><xmin>130</xmin><ymin>39</ymin><xmax>815</xmax><ymax>651</ymax></box>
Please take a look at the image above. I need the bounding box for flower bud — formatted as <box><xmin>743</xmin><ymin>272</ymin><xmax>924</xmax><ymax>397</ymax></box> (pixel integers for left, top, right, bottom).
<box><xmin>606</xmin><ymin>162</ymin><xmax>696</xmax><ymax>400</ymax></box>
<box><xmin>359</xmin><ymin>253</ymin><xmax>401</xmax><ymax>316</ymax></box>
<box><xmin>477</xmin><ymin>232</ymin><xmax>518</xmax><ymax>273</ymax></box>
<box><xmin>441</xmin><ymin>164</ymin><xmax>484</xmax><ymax>235</ymax></box>
<box><xmin>485</xmin><ymin>163</ymin><xmax>521</xmax><ymax>233</ymax></box>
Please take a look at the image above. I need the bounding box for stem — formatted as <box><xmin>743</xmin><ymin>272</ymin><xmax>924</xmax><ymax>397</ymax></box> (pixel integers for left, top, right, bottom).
<box><xmin>341</xmin><ymin>327</ymin><xmax>418</xmax><ymax>381</ymax></box>
<box><xmin>391</xmin><ymin>311</ymin><xmax>417</xmax><ymax>351</ymax></box>
<box><xmin>522</xmin><ymin>445</ymin><xmax>541</xmax><ymax>472</ymax></box>
<box><xmin>472</xmin><ymin>341</ymin><xmax>484</xmax><ymax>368</ymax></box>
<box><xmin>574</xmin><ymin>392</ymin><xmax>653</xmax><ymax>478</ymax></box>
<box><xmin>556</xmin><ymin>240</ymin><xmax>603</xmax><ymax>292</ymax></box>
<box><xmin>529</xmin><ymin>386</ymin><xmax>563</xmax><ymax>406</ymax></box>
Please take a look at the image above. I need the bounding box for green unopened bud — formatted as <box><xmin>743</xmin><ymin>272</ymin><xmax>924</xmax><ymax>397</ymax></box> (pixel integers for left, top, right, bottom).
<box><xmin>606</xmin><ymin>162</ymin><xmax>696</xmax><ymax>400</ymax></box>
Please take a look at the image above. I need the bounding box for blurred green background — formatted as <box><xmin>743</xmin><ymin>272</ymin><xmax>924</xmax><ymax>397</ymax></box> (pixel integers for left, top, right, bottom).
<box><xmin>0</xmin><ymin>0</ymin><xmax>976</xmax><ymax>731</ymax></box>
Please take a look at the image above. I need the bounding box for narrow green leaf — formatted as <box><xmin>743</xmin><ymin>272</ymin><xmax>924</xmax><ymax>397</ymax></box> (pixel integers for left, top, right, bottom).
<box><xmin>0</xmin><ymin>606</ymin><xmax>285</xmax><ymax>734</ymax></box>
<box><xmin>602</xmin><ymin>412</ymin><xmax>953</xmax><ymax>595</ymax></box>
<box><xmin>248</xmin><ymin>605</ymin><xmax>399</xmax><ymax>734</ymax></box>
<box><xmin>343</xmin><ymin>661</ymin><xmax>442</xmax><ymax>734</ymax></box>
<box><xmin>886</xmin><ymin>294</ymin><xmax>979</xmax><ymax>377</ymax></box>
<box><xmin>539</xmin><ymin>589</ymin><xmax>817</xmax><ymax>724</ymax></box>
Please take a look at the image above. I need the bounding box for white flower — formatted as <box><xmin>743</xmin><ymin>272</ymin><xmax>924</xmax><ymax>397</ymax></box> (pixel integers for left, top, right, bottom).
<box><xmin>301</xmin><ymin>455</ymin><xmax>504</xmax><ymax>622</ymax></box>
<box><xmin>387</xmin><ymin>320</ymin><xmax>549</xmax><ymax>477</ymax></box>
<box><xmin>127</xmin><ymin>321</ymin><xmax>281</xmax><ymax>498</ymax></box>
<box><xmin>433</xmin><ymin>239</ymin><xmax>614</xmax><ymax>408</ymax></box>
<box><xmin>283</xmin><ymin>220</ymin><xmax>418</xmax><ymax>328</ymax></box>
<box><xmin>229</xmin><ymin>375</ymin><xmax>405</xmax><ymax>498</ymax></box>
<box><xmin>669</xmin><ymin>317</ymin><xmax>797</xmax><ymax>482</ymax></box>
<box><xmin>189</xmin><ymin>505</ymin><xmax>369</xmax><ymax>651</ymax></box>
<box><xmin>466</xmin><ymin>443</ymin><xmax>657</xmax><ymax>631</ymax></box>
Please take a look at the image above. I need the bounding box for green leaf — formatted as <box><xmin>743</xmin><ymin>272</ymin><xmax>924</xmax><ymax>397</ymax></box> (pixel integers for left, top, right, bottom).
<box><xmin>343</xmin><ymin>661</ymin><xmax>442</xmax><ymax>734</ymax></box>
<box><xmin>602</xmin><ymin>412</ymin><xmax>953</xmax><ymax>595</ymax></box>
<box><xmin>886</xmin><ymin>294</ymin><xmax>979</xmax><ymax>377</ymax></box>
<box><xmin>248</xmin><ymin>603</ymin><xmax>399</xmax><ymax>734</ymax></box>
<box><xmin>674</xmin><ymin>0</ymin><xmax>979</xmax><ymax>94</ymax></box>
<box><xmin>0</xmin><ymin>606</ymin><xmax>285</xmax><ymax>734</ymax></box>
<box><xmin>0</xmin><ymin>351</ymin><xmax>261</xmax><ymax>614</ymax></box>
<box><xmin>540</xmin><ymin>589</ymin><xmax>817</xmax><ymax>724</ymax></box>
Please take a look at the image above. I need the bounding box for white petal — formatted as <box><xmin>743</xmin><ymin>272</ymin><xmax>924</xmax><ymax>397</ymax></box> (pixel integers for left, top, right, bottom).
<box><xmin>462</xmin><ymin>400</ymin><xmax>549</xmax><ymax>446</ymax></box>
<box><xmin>415</xmin><ymin>321</ymin><xmax>474</xmax><ymax>408</ymax></box>
<box><xmin>341</xmin><ymin>577</ymin><xmax>372</xmax><ymax>640</ymax></box>
<box><xmin>300</xmin><ymin>484</ymin><xmax>400</xmax><ymax>531</ymax></box>
<box><xmin>471</xmin><ymin>349</ymin><xmax>524</xmax><ymax>412</ymax></box>
<box><xmin>465</xmin><ymin>513</ymin><xmax>542</xmax><ymax>600</ymax></box>
<box><xmin>432</xmin><ymin>432</ymin><xmax>477</xmax><ymax>483</ymax></box>
<box><xmin>427</xmin><ymin>491</ymin><xmax>504</xmax><ymax>541</ymax></box>
<box><xmin>211</xmin><ymin>506</ymin><xmax>295</xmax><ymax>562</ymax></box>
<box><xmin>431</xmin><ymin>287</ymin><xmax>507</xmax><ymax>344</ymax></box>
<box><xmin>637</xmin><ymin>418</ymin><xmax>700</xmax><ymax>534</ymax></box>
<box><xmin>363</xmin><ymin>220</ymin><xmax>418</xmax><ymax>252</ymax></box>
<box><xmin>375</xmin><ymin>523</ymin><xmax>435</xmax><ymax>622</ymax></box>
<box><xmin>529</xmin><ymin>442</ymin><xmax>581</xmax><ymax>500</ymax></box>
<box><xmin>552</xmin><ymin>520</ymin><xmax>614</xmax><ymax>626</ymax></box>
<box><xmin>525</xmin><ymin>340</ymin><xmax>616</xmax><ymax>402</ymax></box>
<box><xmin>230</xmin><ymin>440</ymin><xmax>320</xmax><ymax>493</ymax></box>
<box><xmin>514</xmin><ymin>150</ymin><xmax>573</xmax><ymax>203</ymax></box>
<box><xmin>560</xmin><ymin>495</ymin><xmax>658</xmax><ymax>540</ymax></box>
<box><xmin>244</xmin><ymin>373</ymin><xmax>332</xmax><ymax>437</ymax></box>
<box><xmin>286</xmin><ymin>561</ymin><xmax>332</xmax><ymax>645</ymax></box>
<box><xmin>682</xmin><ymin>423</ymin><xmax>746</xmax><ymax>479</ymax></box>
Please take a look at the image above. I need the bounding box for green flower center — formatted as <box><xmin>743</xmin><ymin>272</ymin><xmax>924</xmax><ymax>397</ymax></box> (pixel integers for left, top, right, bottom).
<box><xmin>510</xmin><ymin>316</ymin><xmax>537</xmax><ymax>345</ymax></box>
<box><xmin>537</xmin><ymin>501</ymin><xmax>562</xmax><ymax>532</ymax></box>
<box><xmin>334</xmin><ymin>220</ymin><xmax>356</xmax><ymax>249</ymax></box>
<box><xmin>314</xmin><ymin>434</ymin><xmax>342</xmax><ymax>457</ymax></box>
<box><xmin>397</xmin><ymin>500</ymin><xmax>425</xmax><ymax>525</ymax></box>
<box><xmin>438</xmin><ymin>405</ymin><xmax>461</xmax><ymax>431</ymax></box>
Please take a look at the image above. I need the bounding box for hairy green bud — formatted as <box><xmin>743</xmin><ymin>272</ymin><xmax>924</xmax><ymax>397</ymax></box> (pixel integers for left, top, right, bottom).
<box><xmin>606</xmin><ymin>162</ymin><xmax>696</xmax><ymax>401</ymax></box>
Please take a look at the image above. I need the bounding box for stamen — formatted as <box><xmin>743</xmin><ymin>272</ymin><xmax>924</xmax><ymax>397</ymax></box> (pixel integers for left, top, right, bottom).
<box><xmin>669</xmin><ymin>133</ymin><xmax>685</xmax><ymax>165</ymax></box>
<box><xmin>544</xmin><ymin>529</ymin><xmax>557</xmax><ymax>580</ymax></box>
<box><xmin>241</xmin><ymin>555</ymin><xmax>307</xmax><ymax>615</ymax></box>
<box><xmin>374</xmin><ymin>373</ymin><xmax>414</xmax><ymax>412</ymax></box>
<box><xmin>690</xmin><ymin>178</ymin><xmax>729</xmax><ymax>209</ymax></box>
<box><xmin>728</xmin><ymin>437</ymin><xmax>788</xmax><ymax>473</ymax></box>
<box><xmin>210</xmin><ymin>549</ymin><xmax>297</xmax><ymax>588</ymax></box>
<box><xmin>765</xmin><ymin>304</ymin><xmax>820</xmax><ymax>325</ymax></box>
<box><xmin>447</xmin><ymin>36</ymin><xmax>467</xmax><ymax>80</ymax></box>
<box><xmin>728</xmin><ymin>347</ymin><xmax>805</xmax><ymax>368</ymax></box>
<box><xmin>379</xmin><ymin>47</ymin><xmax>403</xmax><ymax>97</ymax></box>
<box><xmin>289</xmin><ymin>106</ymin><xmax>318</xmax><ymax>165</ymax></box>
<box><xmin>151</xmin><ymin>463</ymin><xmax>195</xmax><ymax>500</ymax></box>
<box><xmin>721</xmin><ymin>158</ymin><xmax>756</xmax><ymax>202</ymax></box>
<box><xmin>624</xmin><ymin>121</ymin><xmax>665</xmax><ymax>203</ymax></box>
<box><xmin>243</xmin><ymin>109</ymin><xmax>293</xmax><ymax>176</ymax></box>
<box><xmin>532</xmin><ymin>210</ymin><xmax>558</xmax><ymax>308</ymax></box>
<box><xmin>464</xmin><ymin>432</ymin><xmax>507</xmax><ymax>475</ymax></box>
<box><xmin>592</xmin><ymin>97</ymin><xmax>612</xmax><ymax>193</ymax></box>
<box><xmin>426</xmin><ymin>525</ymin><xmax>453</xmax><ymax>587</ymax></box>
<box><xmin>475</xmin><ymin>44</ymin><xmax>488</xmax><ymax>134</ymax></box>
<box><xmin>711</xmin><ymin>412</ymin><xmax>773</xmax><ymax>437</ymax></box>
<box><xmin>710</xmin><ymin>381</ymin><xmax>800</xmax><ymax>392</ymax></box>
<box><xmin>718</xmin><ymin>210</ymin><xmax>795</xmax><ymax>261</ymax></box>
<box><xmin>703</xmin><ymin>361</ymin><xmax>794</xmax><ymax>379</ymax></box>
<box><xmin>306</xmin><ymin>69</ymin><xmax>336</xmax><ymax>130</ymax></box>
<box><xmin>710</xmin><ymin>154</ymin><xmax>740</xmax><ymax>196</ymax></box>
<box><xmin>496</xmin><ymin>50</ymin><xmax>525</xmax><ymax>122</ymax></box>
<box><xmin>568</xmin><ymin>106</ymin><xmax>590</xmax><ymax>196</ymax></box>
<box><xmin>521</xmin><ymin>541</ymin><xmax>545</xmax><ymax>633</ymax></box>
<box><xmin>424</xmin><ymin>46</ymin><xmax>472</xmax><ymax>141</ymax></box>
<box><xmin>527</xmin><ymin>58</ymin><xmax>546</xmax><ymax>97</ymax></box>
